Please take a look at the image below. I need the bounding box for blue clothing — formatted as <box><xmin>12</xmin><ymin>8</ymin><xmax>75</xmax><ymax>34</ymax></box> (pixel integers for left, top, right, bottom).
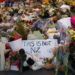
<box><xmin>33</xmin><ymin>19</ymin><xmax>51</xmax><ymax>30</ymax></box>
<box><xmin>5</xmin><ymin>0</ymin><xmax>14</xmax><ymax>7</ymax></box>
<box><xmin>33</xmin><ymin>20</ymin><xmax>46</xmax><ymax>30</ymax></box>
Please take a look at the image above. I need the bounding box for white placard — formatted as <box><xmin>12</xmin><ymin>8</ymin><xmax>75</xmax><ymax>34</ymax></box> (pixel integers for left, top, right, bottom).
<box><xmin>9</xmin><ymin>38</ymin><xmax>22</xmax><ymax>51</ymax></box>
<box><xmin>22</xmin><ymin>39</ymin><xmax>58</xmax><ymax>59</ymax></box>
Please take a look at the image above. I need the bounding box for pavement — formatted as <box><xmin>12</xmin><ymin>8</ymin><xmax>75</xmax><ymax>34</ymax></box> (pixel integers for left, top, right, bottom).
<box><xmin>0</xmin><ymin>69</ymin><xmax>65</xmax><ymax>75</ymax></box>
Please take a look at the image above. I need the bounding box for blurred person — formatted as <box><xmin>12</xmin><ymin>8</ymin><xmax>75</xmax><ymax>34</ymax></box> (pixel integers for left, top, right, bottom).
<box><xmin>5</xmin><ymin>0</ymin><xmax>14</xmax><ymax>7</ymax></box>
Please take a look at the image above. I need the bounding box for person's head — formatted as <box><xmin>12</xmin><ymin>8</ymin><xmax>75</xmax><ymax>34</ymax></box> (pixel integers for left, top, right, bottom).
<box><xmin>19</xmin><ymin>48</ymin><xmax>27</xmax><ymax>61</ymax></box>
<box><xmin>19</xmin><ymin>48</ymin><xmax>25</xmax><ymax>55</ymax></box>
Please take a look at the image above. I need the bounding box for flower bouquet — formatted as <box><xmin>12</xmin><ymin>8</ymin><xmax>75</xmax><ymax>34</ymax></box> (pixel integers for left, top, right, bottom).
<box><xmin>68</xmin><ymin>28</ymin><xmax>75</xmax><ymax>41</ymax></box>
<box><xmin>68</xmin><ymin>28</ymin><xmax>75</xmax><ymax>71</ymax></box>
<box><xmin>8</xmin><ymin>31</ymin><xmax>22</xmax><ymax>51</ymax></box>
<box><xmin>10</xmin><ymin>51</ymin><xmax>20</xmax><ymax>71</ymax></box>
<box><xmin>15</xmin><ymin>20</ymin><xmax>30</xmax><ymax>40</ymax></box>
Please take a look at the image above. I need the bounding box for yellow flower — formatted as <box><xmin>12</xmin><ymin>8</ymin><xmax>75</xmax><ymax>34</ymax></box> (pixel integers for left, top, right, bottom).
<box><xmin>68</xmin><ymin>29</ymin><xmax>75</xmax><ymax>36</ymax></box>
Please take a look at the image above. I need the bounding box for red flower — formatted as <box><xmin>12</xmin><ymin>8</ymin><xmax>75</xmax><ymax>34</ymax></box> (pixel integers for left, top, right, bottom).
<box><xmin>5</xmin><ymin>43</ymin><xmax>11</xmax><ymax>49</ymax></box>
<box><xmin>70</xmin><ymin>42</ymin><xmax>75</xmax><ymax>46</ymax></box>
<box><xmin>13</xmin><ymin>32</ymin><xmax>22</xmax><ymax>40</ymax></box>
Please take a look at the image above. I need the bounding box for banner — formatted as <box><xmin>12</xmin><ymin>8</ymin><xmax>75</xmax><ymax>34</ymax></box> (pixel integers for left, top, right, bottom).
<box><xmin>22</xmin><ymin>39</ymin><xmax>58</xmax><ymax>59</ymax></box>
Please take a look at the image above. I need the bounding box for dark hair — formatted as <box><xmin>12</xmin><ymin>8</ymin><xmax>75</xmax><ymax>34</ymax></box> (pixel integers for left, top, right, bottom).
<box><xmin>27</xmin><ymin>58</ymin><xmax>35</xmax><ymax>66</ymax></box>
<box><xmin>19</xmin><ymin>49</ymin><xmax>27</xmax><ymax>61</ymax></box>
<box><xmin>19</xmin><ymin>49</ymin><xmax>25</xmax><ymax>55</ymax></box>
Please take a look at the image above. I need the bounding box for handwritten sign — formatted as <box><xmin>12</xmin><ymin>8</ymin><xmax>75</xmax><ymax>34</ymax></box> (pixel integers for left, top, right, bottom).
<box><xmin>22</xmin><ymin>39</ymin><xmax>58</xmax><ymax>59</ymax></box>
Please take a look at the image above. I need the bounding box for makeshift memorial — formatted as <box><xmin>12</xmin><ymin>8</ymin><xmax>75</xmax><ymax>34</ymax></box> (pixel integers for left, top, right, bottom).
<box><xmin>0</xmin><ymin>0</ymin><xmax>73</xmax><ymax>73</ymax></box>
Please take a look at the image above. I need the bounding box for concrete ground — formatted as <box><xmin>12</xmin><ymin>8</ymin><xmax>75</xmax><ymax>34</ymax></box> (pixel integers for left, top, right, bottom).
<box><xmin>0</xmin><ymin>69</ymin><xmax>73</xmax><ymax>75</ymax></box>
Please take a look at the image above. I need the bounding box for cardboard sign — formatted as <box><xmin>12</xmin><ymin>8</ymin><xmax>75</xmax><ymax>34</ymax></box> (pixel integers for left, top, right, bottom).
<box><xmin>22</xmin><ymin>39</ymin><xmax>58</xmax><ymax>59</ymax></box>
<box><xmin>9</xmin><ymin>38</ymin><xmax>23</xmax><ymax>51</ymax></box>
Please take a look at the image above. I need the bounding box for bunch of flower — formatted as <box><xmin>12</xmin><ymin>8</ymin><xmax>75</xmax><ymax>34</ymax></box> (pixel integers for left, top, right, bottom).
<box><xmin>67</xmin><ymin>28</ymin><xmax>75</xmax><ymax>42</ymax></box>
<box><xmin>15</xmin><ymin>20</ymin><xmax>30</xmax><ymax>40</ymax></box>
<box><xmin>8</xmin><ymin>31</ymin><xmax>22</xmax><ymax>42</ymax></box>
<box><xmin>10</xmin><ymin>51</ymin><xmax>20</xmax><ymax>69</ymax></box>
<box><xmin>10</xmin><ymin>51</ymin><xmax>19</xmax><ymax>63</ymax></box>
